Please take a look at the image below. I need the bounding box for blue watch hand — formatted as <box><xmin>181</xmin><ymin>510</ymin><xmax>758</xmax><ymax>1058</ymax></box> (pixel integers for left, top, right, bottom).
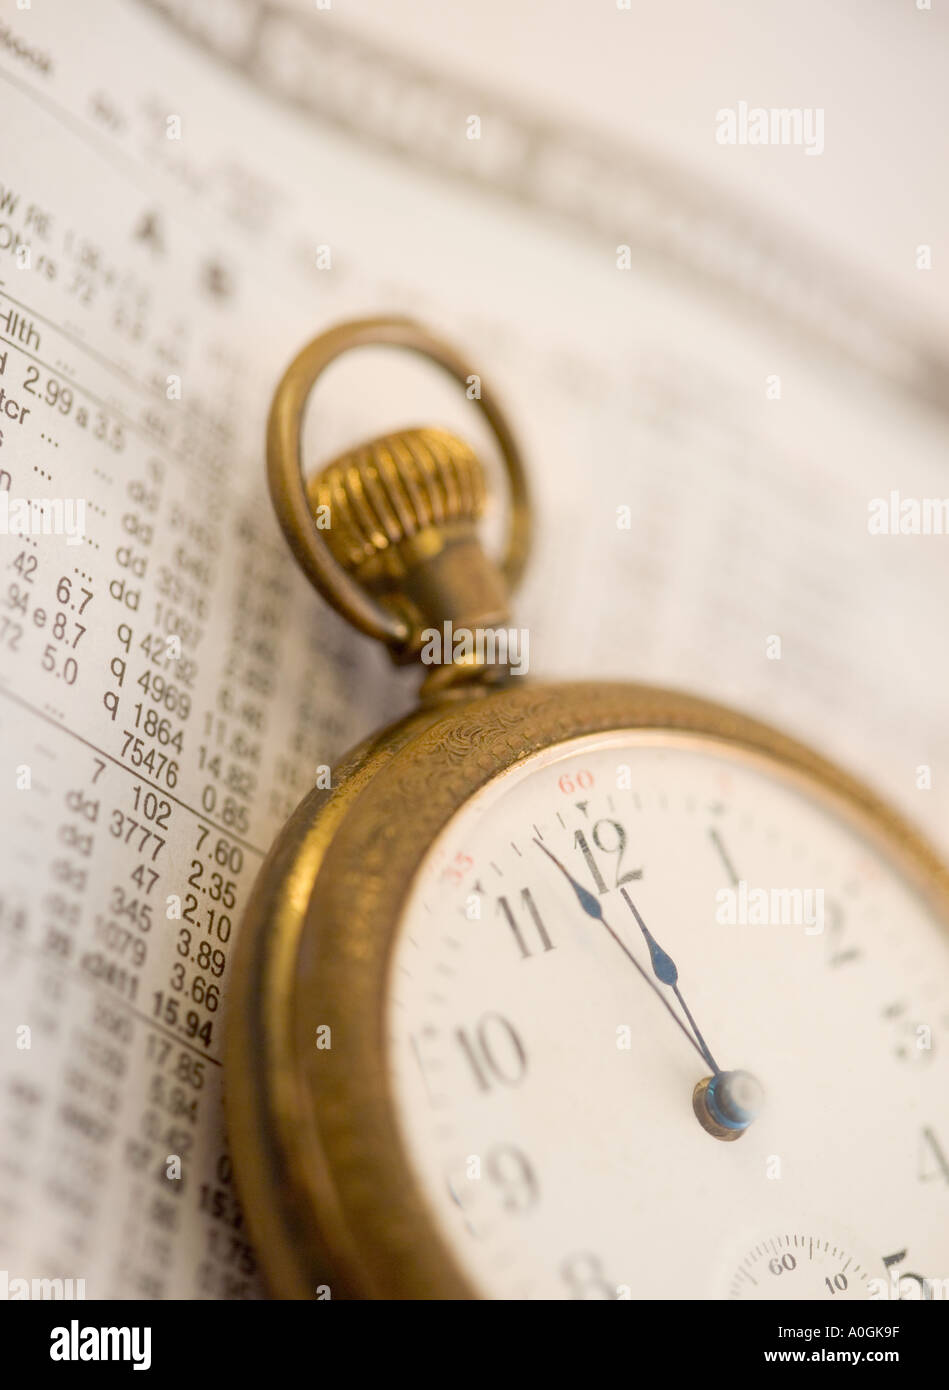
<box><xmin>533</xmin><ymin>838</ymin><xmax>709</xmax><ymax>1069</ymax></box>
<box><xmin>619</xmin><ymin>887</ymin><xmax>721</xmax><ymax>1076</ymax></box>
<box><xmin>533</xmin><ymin>839</ymin><xmax>764</xmax><ymax>1139</ymax></box>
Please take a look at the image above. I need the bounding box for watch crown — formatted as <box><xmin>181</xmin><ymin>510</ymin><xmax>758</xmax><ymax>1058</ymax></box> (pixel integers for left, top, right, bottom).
<box><xmin>307</xmin><ymin>427</ymin><xmax>486</xmax><ymax>573</ymax></box>
<box><xmin>306</xmin><ymin>426</ymin><xmax>510</xmax><ymax>667</ymax></box>
<box><xmin>266</xmin><ymin>318</ymin><xmax>531</xmax><ymax>668</ymax></box>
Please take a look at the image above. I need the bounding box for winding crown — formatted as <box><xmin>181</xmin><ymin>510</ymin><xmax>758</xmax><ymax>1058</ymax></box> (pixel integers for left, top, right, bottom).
<box><xmin>307</xmin><ymin>427</ymin><xmax>486</xmax><ymax>573</ymax></box>
<box><xmin>306</xmin><ymin>426</ymin><xmax>509</xmax><ymax>664</ymax></box>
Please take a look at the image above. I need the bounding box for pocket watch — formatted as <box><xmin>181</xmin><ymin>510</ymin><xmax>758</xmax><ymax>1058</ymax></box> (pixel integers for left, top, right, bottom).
<box><xmin>226</xmin><ymin>317</ymin><xmax>949</xmax><ymax>1301</ymax></box>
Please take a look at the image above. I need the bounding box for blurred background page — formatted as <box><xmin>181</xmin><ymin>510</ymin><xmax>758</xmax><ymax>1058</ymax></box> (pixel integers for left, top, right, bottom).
<box><xmin>0</xmin><ymin>0</ymin><xmax>945</xmax><ymax>1295</ymax></box>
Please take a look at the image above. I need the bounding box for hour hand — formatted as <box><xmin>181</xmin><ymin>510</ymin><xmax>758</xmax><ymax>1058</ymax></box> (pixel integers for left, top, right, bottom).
<box><xmin>534</xmin><ymin>838</ymin><xmax>603</xmax><ymax>920</ymax></box>
<box><xmin>532</xmin><ymin>838</ymin><xmax>708</xmax><ymax>1068</ymax></box>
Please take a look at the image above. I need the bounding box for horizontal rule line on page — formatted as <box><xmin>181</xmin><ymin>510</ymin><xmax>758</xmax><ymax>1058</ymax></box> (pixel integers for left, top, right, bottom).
<box><xmin>0</xmin><ymin>61</ymin><xmax>329</xmax><ymax>337</ymax></box>
<box><xmin>0</xmin><ymin>60</ymin><xmax>257</xmax><ymax>281</ymax></box>
<box><xmin>0</xmin><ymin>680</ymin><xmax>267</xmax><ymax>857</ymax></box>
<box><xmin>0</xmin><ymin>924</ymin><xmax>222</xmax><ymax>1066</ymax></box>
<box><xmin>0</xmin><ymin>310</ymin><xmax>231</xmax><ymax>471</ymax></box>
<box><xmin>0</xmin><ymin>328</ymin><xmax>151</xmax><ymax>451</ymax></box>
<box><xmin>0</xmin><ymin>281</ymin><xmax>232</xmax><ymax>443</ymax></box>
<box><xmin>0</xmin><ymin>62</ymin><xmax>166</xmax><ymax>208</ymax></box>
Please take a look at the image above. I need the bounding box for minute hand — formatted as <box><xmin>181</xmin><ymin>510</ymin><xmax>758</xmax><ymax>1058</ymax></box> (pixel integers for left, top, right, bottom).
<box><xmin>619</xmin><ymin>887</ymin><xmax>721</xmax><ymax>1076</ymax></box>
<box><xmin>533</xmin><ymin>838</ymin><xmax>709</xmax><ymax>1069</ymax></box>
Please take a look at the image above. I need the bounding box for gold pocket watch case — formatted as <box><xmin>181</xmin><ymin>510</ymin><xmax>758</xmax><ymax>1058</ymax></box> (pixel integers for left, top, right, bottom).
<box><xmin>226</xmin><ymin>320</ymin><xmax>949</xmax><ymax>1301</ymax></box>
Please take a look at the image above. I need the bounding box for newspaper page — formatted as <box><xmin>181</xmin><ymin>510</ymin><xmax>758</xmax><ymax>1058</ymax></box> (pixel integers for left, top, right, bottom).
<box><xmin>0</xmin><ymin>0</ymin><xmax>946</xmax><ymax>1298</ymax></box>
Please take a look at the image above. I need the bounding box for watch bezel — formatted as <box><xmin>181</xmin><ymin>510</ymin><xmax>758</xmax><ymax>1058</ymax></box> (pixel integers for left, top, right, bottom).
<box><xmin>225</xmin><ymin>680</ymin><xmax>949</xmax><ymax>1299</ymax></box>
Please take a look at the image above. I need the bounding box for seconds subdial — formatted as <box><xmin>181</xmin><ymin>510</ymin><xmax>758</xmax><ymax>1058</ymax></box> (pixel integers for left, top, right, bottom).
<box><xmin>727</xmin><ymin>1233</ymin><xmax>873</xmax><ymax>1300</ymax></box>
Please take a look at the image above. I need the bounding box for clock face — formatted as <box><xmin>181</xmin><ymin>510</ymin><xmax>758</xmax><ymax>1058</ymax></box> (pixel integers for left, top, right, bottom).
<box><xmin>386</xmin><ymin>732</ymin><xmax>949</xmax><ymax>1300</ymax></box>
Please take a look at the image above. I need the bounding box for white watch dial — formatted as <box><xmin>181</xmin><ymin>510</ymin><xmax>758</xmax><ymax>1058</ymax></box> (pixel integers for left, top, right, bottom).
<box><xmin>387</xmin><ymin>733</ymin><xmax>949</xmax><ymax>1299</ymax></box>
